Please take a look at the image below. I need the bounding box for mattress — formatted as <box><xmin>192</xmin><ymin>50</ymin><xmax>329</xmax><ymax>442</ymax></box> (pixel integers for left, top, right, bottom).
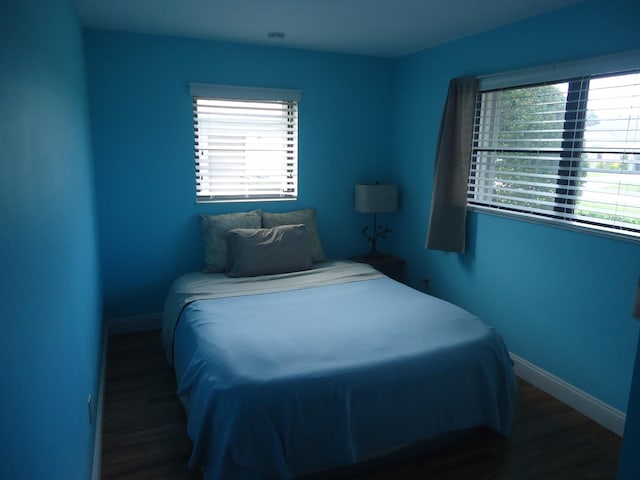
<box><xmin>162</xmin><ymin>260</ymin><xmax>516</xmax><ymax>480</ymax></box>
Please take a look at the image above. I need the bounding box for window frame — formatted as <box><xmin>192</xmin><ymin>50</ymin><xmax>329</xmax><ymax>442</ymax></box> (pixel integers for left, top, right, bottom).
<box><xmin>190</xmin><ymin>83</ymin><xmax>301</xmax><ymax>204</ymax></box>
<box><xmin>467</xmin><ymin>50</ymin><xmax>640</xmax><ymax>242</ymax></box>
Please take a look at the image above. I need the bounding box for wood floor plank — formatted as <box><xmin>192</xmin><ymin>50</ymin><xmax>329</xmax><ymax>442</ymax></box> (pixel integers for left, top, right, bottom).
<box><xmin>101</xmin><ymin>330</ymin><xmax>621</xmax><ymax>480</ymax></box>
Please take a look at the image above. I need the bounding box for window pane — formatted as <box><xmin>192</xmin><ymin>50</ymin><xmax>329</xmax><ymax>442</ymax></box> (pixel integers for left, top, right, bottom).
<box><xmin>485</xmin><ymin>84</ymin><xmax>567</xmax><ymax>151</ymax></box>
<box><xmin>470</xmin><ymin>83</ymin><xmax>567</xmax><ymax>212</ymax></box>
<box><xmin>469</xmin><ymin>69</ymin><xmax>640</xmax><ymax>238</ymax></box>
<box><xmin>575</xmin><ymin>72</ymin><xmax>640</xmax><ymax>229</ymax></box>
<box><xmin>193</xmin><ymin>98</ymin><xmax>298</xmax><ymax>202</ymax></box>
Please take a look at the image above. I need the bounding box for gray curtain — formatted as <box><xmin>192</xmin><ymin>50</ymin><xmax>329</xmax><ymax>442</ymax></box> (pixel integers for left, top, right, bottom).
<box><xmin>425</xmin><ymin>77</ymin><xmax>479</xmax><ymax>253</ymax></box>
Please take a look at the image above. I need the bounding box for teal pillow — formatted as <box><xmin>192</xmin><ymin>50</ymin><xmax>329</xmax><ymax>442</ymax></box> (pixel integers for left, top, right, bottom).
<box><xmin>200</xmin><ymin>210</ymin><xmax>262</xmax><ymax>272</ymax></box>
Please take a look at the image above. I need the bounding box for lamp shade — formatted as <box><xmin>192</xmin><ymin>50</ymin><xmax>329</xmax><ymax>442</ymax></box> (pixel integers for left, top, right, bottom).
<box><xmin>355</xmin><ymin>184</ymin><xmax>398</xmax><ymax>213</ymax></box>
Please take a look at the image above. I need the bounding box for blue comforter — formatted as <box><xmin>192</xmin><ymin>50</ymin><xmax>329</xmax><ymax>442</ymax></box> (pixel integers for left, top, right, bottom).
<box><xmin>169</xmin><ymin>263</ymin><xmax>516</xmax><ymax>479</ymax></box>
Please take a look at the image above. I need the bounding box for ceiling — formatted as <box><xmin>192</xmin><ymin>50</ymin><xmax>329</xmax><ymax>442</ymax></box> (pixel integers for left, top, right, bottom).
<box><xmin>74</xmin><ymin>0</ymin><xmax>583</xmax><ymax>58</ymax></box>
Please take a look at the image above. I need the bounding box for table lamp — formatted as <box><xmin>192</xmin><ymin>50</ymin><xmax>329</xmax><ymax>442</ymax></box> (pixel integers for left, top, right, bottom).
<box><xmin>355</xmin><ymin>183</ymin><xmax>398</xmax><ymax>258</ymax></box>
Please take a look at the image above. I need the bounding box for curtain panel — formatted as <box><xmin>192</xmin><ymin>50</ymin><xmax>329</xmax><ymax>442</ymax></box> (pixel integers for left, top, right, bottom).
<box><xmin>425</xmin><ymin>77</ymin><xmax>479</xmax><ymax>253</ymax></box>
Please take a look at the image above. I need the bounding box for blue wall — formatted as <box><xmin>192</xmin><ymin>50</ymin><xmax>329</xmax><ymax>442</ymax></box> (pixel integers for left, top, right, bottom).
<box><xmin>0</xmin><ymin>1</ymin><xmax>102</xmax><ymax>479</ymax></box>
<box><xmin>391</xmin><ymin>0</ymin><xmax>640</xmax><ymax>414</ymax></box>
<box><xmin>619</xmin><ymin>336</ymin><xmax>640</xmax><ymax>478</ymax></box>
<box><xmin>84</xmin><ymin>30</ymin><xmax>394</xmax><ymax>318</ymax></box>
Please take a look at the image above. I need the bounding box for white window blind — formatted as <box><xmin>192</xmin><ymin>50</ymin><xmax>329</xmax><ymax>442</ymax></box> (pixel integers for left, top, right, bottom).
<box><xmin>190</xmin><ymin>84</ymin><xmax>300</xmax><ymax>202</ymax></box>
<box><xmin>468</xmin><ymin>68</ymin><xmax>640</xmax><ymax>238</ymax></box>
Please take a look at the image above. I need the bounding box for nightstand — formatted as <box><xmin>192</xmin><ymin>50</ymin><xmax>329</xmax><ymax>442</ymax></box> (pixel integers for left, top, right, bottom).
<box><xmin>350</xmin><ymin>254</ymin><xmax>406</xmax><ymax>282</ymax></box>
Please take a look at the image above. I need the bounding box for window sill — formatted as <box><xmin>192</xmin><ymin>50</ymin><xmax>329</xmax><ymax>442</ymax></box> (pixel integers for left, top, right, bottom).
<box><xmin>467</xmin><ymin>204</ymin><xmax>640</xmax><ymax>245</ymax></box>
<box><xmin>196</xmin><ymin>197</ymin><xmax>297</xmax><ymax>204</ymax></box>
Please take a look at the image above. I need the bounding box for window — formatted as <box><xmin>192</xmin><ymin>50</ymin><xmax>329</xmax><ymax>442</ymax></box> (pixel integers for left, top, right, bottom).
<box><xmin>468</xmin><ymin>56</ymin><xmax>640</xmax><ymax>239</ymax></box>
<box><xmin>190</xmin><ymin>83</ymin><xmax>300</xmax><ymax>203</ymax></box>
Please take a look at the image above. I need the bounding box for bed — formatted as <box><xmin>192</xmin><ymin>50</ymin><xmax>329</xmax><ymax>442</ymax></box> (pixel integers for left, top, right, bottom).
<box><xmin>161</xmin><ymin>259</ymin><xmax>516</xmax><ymax>480</ymax></box>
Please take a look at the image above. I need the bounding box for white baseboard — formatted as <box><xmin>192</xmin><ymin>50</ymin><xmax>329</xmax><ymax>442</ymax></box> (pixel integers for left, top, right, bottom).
<box><xmin>511</xmin><ymin>353</ymin><xmax>626</xmax><ymax>436</ymax></box>
<box><xmin>107</xmin><ymin>312</ymin><xmax>162</xmax><ymax>335</ymax></box>
<box><xmin>91</xmin><ymin>327</ymin><xmax>108</xmax><ymax>480</ymax></box>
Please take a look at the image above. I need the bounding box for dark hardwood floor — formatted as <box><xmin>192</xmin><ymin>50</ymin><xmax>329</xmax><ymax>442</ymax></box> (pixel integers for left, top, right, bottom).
<box><xmin>101</xmin><ymin>331</ymin><xmax>622</xmax><ymax>480</ymax></box>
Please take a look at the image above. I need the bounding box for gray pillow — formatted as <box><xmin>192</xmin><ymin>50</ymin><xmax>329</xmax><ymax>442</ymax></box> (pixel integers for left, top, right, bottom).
<box><xmin>225</xmin><ymin>224</ymin><xmax>313</xmax><ymax>277</ymax></box>
<box><xmin>200</xmin><ymin>210</ymin><xmax>262</xmax><ymax>272</ymax></box>
<box><xmin>262</xmin><ymin>209</ymin><xmax>327</xmax><ymax>262</ymax></box>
